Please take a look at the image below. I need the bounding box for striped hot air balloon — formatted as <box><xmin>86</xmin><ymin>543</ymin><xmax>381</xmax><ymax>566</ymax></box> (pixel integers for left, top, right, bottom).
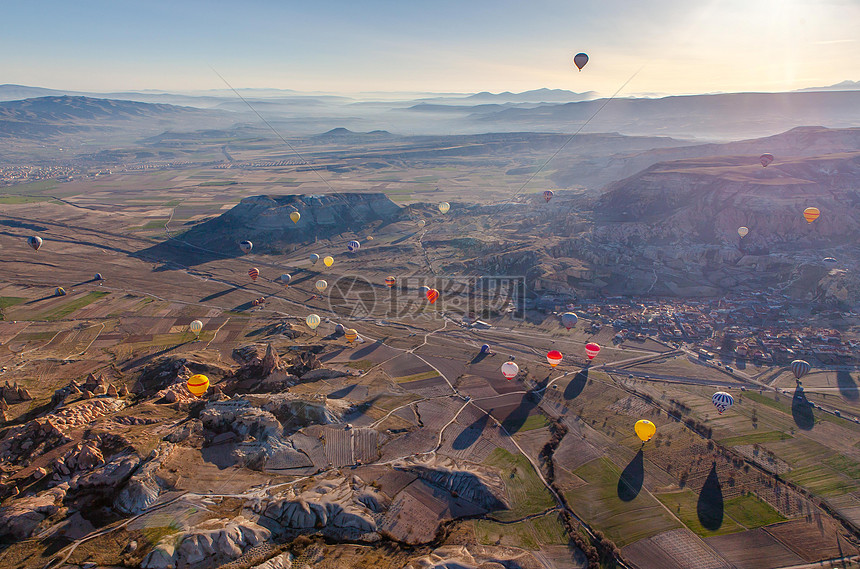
<box><xmin>585</xmin><ymin>342</ymin><xmax>600</xmax><ymax>360</ymax></box>
<box><xmin>315</xmin><ymin>279</ymin><xmax>328</xmax><ymax>293</ymax></box>
<box><xmin>189</xmin><ymin>320</ymin><xmax>203</xmax><ymax>337</ymax></box>
<box><xmin>27</xmin><ymin>236</ymin><xmax>43</xmax><ymax>251</ymax></box>
<box><xmin>344</xmin><ymin>328</ymin><xmax>358</xmax><ymax>343</ymax></box>
<box><xmin>347</xmin><ymin>240</ymin><xmax>360</xmax><ymax>252</ymax></box>
<box><xmin>385</xmin><ymin>276</ymin><xmax>396</xmax><ymax>288</ymax></box>
<box><xmin>543</xmin><ymin>190</ymin><xmax>554</xmax><ymax>203</ymax></box>
<box><xmin>791</xmin><ymin>359</ymin><xmax>811</xmax><ymax>380</ymax></box>
<box><xmin>306</xmin><ymin>314</ymin><xmax>321</xmax><ymax>330</ymax></box>
<box><xmin>438</xmin><ymin>202</ymin><xmax>450</xmax><ymax>214</ymax></box>
<box><xmin>55</xmin><ymin>287</ymin><xmax>66</xmax><ymax>296</ymax></box>
<box><xmin>803</xmin><ymin>207</ymin><xmax>820</xmax><ymax>223</ymax></box>
<box><xmin>248</xmin><ymin>268</ymin><xmax>259</xmax><ymax>281</ymax></box>
<box><xmin>760</xmin><ymin>153</ymin><xmax>774</xmax><ymax>167</ymax></box>
<box><xmin>426</xmin><ymin>288</ymin><xmax>439</xmax><ymax>304</ymax></box>
<box><xmin>546</xmin><ymin>350</ymin><xmax>563</xmax><ymax>367</ymax></box>
<box><xmin>186</xmin><ymin>374</ymin><xmax>210</xmax><ymax>397</ymax></box>
<box><xmin>712</xmin><ymin>391</ymin><xmax>734</xmax><ymax>414</ymax></box>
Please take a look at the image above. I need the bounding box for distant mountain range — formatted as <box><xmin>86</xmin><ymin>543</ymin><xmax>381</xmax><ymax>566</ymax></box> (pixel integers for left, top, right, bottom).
<box><xmin>794</xmin><ymin>80</ymin><xmax>860</xmax><ymax>92</ymax></box>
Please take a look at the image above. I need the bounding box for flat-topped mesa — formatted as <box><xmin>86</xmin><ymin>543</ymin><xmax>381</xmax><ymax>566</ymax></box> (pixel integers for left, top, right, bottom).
<box><xmin>183</xmin><ymin>193</ymin><xmax>402</xmax><ymax>253</ymax></box>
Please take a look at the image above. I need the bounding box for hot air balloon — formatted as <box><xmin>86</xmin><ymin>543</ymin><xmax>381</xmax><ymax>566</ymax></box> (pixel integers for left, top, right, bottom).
<box><xmin>480</xmin><ymin>344</ymin><xmax>490</xmax><ymax>354</ymax></box>
<box><xmin>347</xmin><ymin>240</ymin><xmax>360</xmax><ymax>252</ymax></box>
<box><xmin>438</xmin><ymin>202</ymin><xmax>450</xmax><ymax>214</ymax></box>
<box><xmin>543</xmin><ymin>190</ymin><xmax>554</xmax><ymax>203</ymax></box>
<box><xmin>635</xmin><ymin>419</ymin><xmax>656</xmax><ymax>442</ymax></box>
<box><xmin>248</xmin><ymin>268</ymin><xmax>259</xmax><ymax>281</ymax></box>
<box><xmin>310</xmin><ymin>253</ymin><xmax>320</xmax><ymax>265</ymax></box>
<box><xmin>315</xmin><ymin>279</ymin><xmax>328</xmax><ymax>293</ymax></box>
<box><xmin>561</xmin><ymin>312</ymin><xmax>578</xmax><ymax>330</ymax></box>
<box><xmin>323</xmin><ymin>256</ymin><xmax>334</xmax><ymax>267</ymax></box>
<box><xmin>239</xmin><ymin>240</ymin><xmax>253</xmax><ymax>254</ymax></box>
<box><xmin>385</xmin><ymin>276</ymin><xmax>396</xmax><ymax>288</ymax></box>
<box><xmin>367</xmin><ymin>235</ymin><xmax>374</xmax><ymax>241</ymax></box>
<box><xmin>306</xmin><ymin>314</ymin><xmax>321</xmax><ymax>330</ymax></box>
<box><xmin>823</xmin><ymin>257</ymin><xmax>837</xmax><ymax>265</ymax></box>
<box><xmin>278</xmin><ymin>274</ymin><xmax>291</xmax><ymax>286</ymax></box>
<box><xmin>585</xmin><ymin>342</ymin><xmax>600</xmax><ymax>360</ymax></box>
<box><xmin>344</xmin><ymin>328</ymin><xmax>358</xmax><ymax>343</ymax></box>
<box><xmin>712</xmin><ymin>391</ymin><xmax>734</xmax><ymax>414</ymax></box>
<box><xmin>760</xmin><ymin>153</ymin><xmax>774</xmax><ymax>167</ymax></box>
<box><xmin>334</xmin><ymin>324</ymin><xmax>345</xmax><ymax>335</ymax></box>
<box><xmin>803</xmin><ymin>207</ymin><xmax>820</xmax><ymax>223</ymax></box>
<box><xmin>27</xmin><ymin>236</ymin><xmax>42</xmax><ymax>251</ymax></box>
<box><xmin>426</xmin><ymin>288</ymin><xmax>439</xmax><ymax>304</ymax></box>
<box><xmin>546</xmin><ymin>350</ymin><xmax>563</xmax><ymax>367</ymax></box>
<box><xmin>573</xmin><ymin>53</ymin><xmax>589</xmax><ymax>71</ymax></box>
<box><xmin>738</xmin><ymin>227</ymin><xmax>749</xmax><ymax>238</ymax></box>
<box><xmin>501</xmin><ymin>361</ymin><xmax>519</xmax><ymax>380</ymax></box>
<box><xmin>55</xmin><ymin>287</ymin><xmax>66</xmax><ymax>296</ymax></box>
<box><xmin>417</xmin><ymin>220</ymin><xmax>426</xmax><ymax>228</ymax></box>
<box><xmin>189</xmin><ymin>320</ymin><xmax>203</xmax><ymax>337</ymax></box>
<box><xmin>186</xmin><ymin>374</ymin><xmax>209</xmax><ymax>397</ymax></box>
<box><xmin>420</xmin><ymin>285</ymin><xmax>431</xmax><ymax>298</ymax></box>
<box><xmin>791</xmin><ymin>359</ymin><xmax>811</xmax><ymax>380</ymax></box>
<box><xmin>94</xmin><ymin>273</ymin><xmax>103</xmax><ymax>281</ymax></box>
<box><xmin>290</xmin><ymin>211</ymin><xmax>300</xmax><ymax>224</ymax></box>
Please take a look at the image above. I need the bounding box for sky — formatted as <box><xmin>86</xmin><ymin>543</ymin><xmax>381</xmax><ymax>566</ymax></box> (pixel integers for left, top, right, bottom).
<box><xmin>2</xmin><ymin>0</ymin><xmax>858</xmax><ymax>97</ymax></box>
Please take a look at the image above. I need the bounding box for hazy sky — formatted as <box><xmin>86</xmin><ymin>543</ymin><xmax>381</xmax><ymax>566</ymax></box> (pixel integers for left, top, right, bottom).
<box><xmin>3</xmin><ymin>0</ymin><xmax>858</xmax><ymax>96</ymax></box>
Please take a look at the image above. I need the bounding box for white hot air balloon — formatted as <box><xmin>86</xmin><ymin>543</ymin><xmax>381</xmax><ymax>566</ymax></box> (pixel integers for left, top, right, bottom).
<box><xmin>501</xmin><ymin>361</ymin><xmax>519</xmax><ymax>380</ymax></box>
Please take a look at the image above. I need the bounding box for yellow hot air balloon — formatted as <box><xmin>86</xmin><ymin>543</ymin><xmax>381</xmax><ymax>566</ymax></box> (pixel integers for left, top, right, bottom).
<box><xmin>187</xmin><ymin>374</ymin><xmax>210</xmax><ymax>397</ymax></box>
<box><xmin>344</xmin><ymin>328</ymin><xmax>358</xmax><ymax>343</ymax></box>
<box><xmin>315</xmin><ymin>279</ymin><xmax>328</xmax><ymax>293</ymax></box>
<box><xmin>323</xmin><ymin>256</ymin><xmax>334</xmax><ymax>267</ymax></box>
<box><xmin>438</xmin><ymin>202</ymin><xmax>450</xmax><ymax>214</ymax></box>
<box><xmin>290</xmin><ymin>211</ymin><xmax>300</xmax><ymax>224</ymax></box>
<box><xmin>189</xmin><ymin>320</ymin><xmax>203</xmax><ymax>338</ymax></box>
<box><xmin>803</xmin><ymin>207</ymin><xmax>820</xmax><ymax>223</ymax></box>
<box><xmin>306</xmin><ymin>314</ymin><xmax>321</xmax><ymax>330</ymax></box>
<box><xmin>737</xmin><ymin>226</ymin><xmax>749</xmax><ymax>238</ymax></box>
<box><xmin>634</xmin><ymin>419</ymin><xmax>656</xmax><ymax>443</ymax></box>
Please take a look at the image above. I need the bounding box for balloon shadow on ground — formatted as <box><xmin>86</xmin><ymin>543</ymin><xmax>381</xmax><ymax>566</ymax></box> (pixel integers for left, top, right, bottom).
<box><xmin>836</xmin><ymin>370</ymin><xmax>859</xmax><ymax>401</ymax></box>
<box><xmin>617</xmin><ymin>449</ymin><xmax>644</xmax><ymax>502</ymax></box>
<box><xmin>792</xmin><ymin>386</ymin><xmax>815</xmax><ymax>431</ymax></box>
<box><xmin>120</xmin><ymin>340</ymin><xmax>194</xmax><ymax>371</ymax></box>
<box><xmin>697</xmin><ymin>462</ymin><xmax>724</xmax><ymax>531</ymax></box>
<box><xmin>502</xmin><ymin>392</ymin><xmax>541</xmax><ymax>435</ymax></box>
<box><xmin>564</xmin><ymin>368</ymin><xmax>588</xmax><ymax>400</ymax></box>
<box><xmin>350</xmin><ymin>338</ymin><xmax>387</xmax><ymax>360</ymax></box>
<box><xmin>452</xmin><ymin>413</ymin><xmax>489</xmax><ymax>450</ymax></box>
<box><xmin>199</xmin><ymin>286</ymin><xmax>240</xmax><ymax>303</ymax></box>
<box><xmin>470</xmin><ymin>352</ymin><xmax>490</xmax><ymax>364</ymax></box>
<box><xmin>327</xmin><ymin>384</ymin><xmax>358</xmax><ymax>400</ymax></box>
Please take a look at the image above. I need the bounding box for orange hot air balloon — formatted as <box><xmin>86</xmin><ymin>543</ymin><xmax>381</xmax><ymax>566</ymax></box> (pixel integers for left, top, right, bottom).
<box><xmin>546</xmin><ymin>350</ymin><xmax>563</xmax><ymax>367</ymax></box>
<box><xmin>803</xmin><ymin>207</ymin><xmax>820</xmax><ymax>223</ymax></box>
<box><xmin>344</xmin><ymin>328</ymin><xmax>358</xmax><ymax>343</ymax></box>
<box><xmin>248</xmin><ymin>267</ymin><xmax>260</xmax><ymax>281</ymax></box>
<box><xmin>426</xmin><ymin>288</ymin><xmax>439</xmax><ymax>304</ymax></box>
<box><xmin>585</xmin><ymin>342</ymin><xmax>600</xmax><ymax>360</ymax></box>
<box><xmin>385</xmin><ymin>276</ymin><xmax>396</xmax><ymax>288</ymax></box>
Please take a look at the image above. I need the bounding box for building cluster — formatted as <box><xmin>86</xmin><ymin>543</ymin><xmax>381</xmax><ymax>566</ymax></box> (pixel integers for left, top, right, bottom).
<box><xmin>0</xmin><ymin>165</ymin><xmax>79</xmax><ymax>186</ymax></box>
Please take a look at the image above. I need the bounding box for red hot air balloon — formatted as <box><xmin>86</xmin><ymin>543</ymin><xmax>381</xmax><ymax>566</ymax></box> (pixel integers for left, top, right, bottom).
<box><xmin>385</xmin><ymin>276</ymin><xmax>396</xmax><ymax>288</ymax></box>
<box><xmin>760</xmin><ymin>153</ymin><xmax>774</xmax><ymax>167</ymax></box>
<box><xmin>543</xmin><ymin>190</ymin><xmax>554</xmax><ymax>203</ymax></box>
<box><xmin>248</xmin><ymin>268</ymin><xmax>260</xmax><ymax>281</ymax></box>
<box><xmin>585</xmin><ymin>342</ymin><xmax>600</xmax><ymax>360</ymax></box>
<box><xmin>546</xmin><ymin>350</ymin><xmax>563</xmax><ymax>367</ymax></box>
<box><xmin>426</xmin><ymin>288</ymin><xmax>439</xmax><ymax>304</ymax></box>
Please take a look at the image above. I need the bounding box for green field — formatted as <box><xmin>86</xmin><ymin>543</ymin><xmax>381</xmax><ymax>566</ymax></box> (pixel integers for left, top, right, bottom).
<box><xmin>717</xmin><ymin>431</ymin><xmax>792</xmax><ymax>446</ymax></box>
<box><xmin>484</xmin><ymin>448</ymin><xmax>556</xmax><ymax>521</ymax></box>
<box><xmin>0</xmin><ymin>296</ymin><xmax>26</xmax><ymax>319</ymax></box>
<box><xmin>37</xmin><ymin>291</ymin><xmax>110</xmax><ymax>321</ymax></box>
<box><xmin>723</xmin><ymin>493</ymin><xmax>786</xmax><ymax>528</ymax></box>
<box><xmin>655</xmin><ymin>490</ymin><xmax>743</xmax><ymax>537</ymax></box>
<box><xmin>506</xmin><ymin>413</ymin><xmax>550</xmax><ymax>432</ymax></box>
<box><xmin>396</xmin><ymin>370</ymin><xmax>441</xmax><ymax>382</ymax></box>
<box><xmin>474</xmin><ymin>512</ymin><xmax>568</xmax><ymax>549</ymax></box>
<box><xmin>0</xmin><ymin>195</ymin><xmax>55</xmax><ymax>204</ymax></box>
<box><xmin>566</xmin><ymin>457</ymin><xmax>681</xmax><ymax>546</ymax></box>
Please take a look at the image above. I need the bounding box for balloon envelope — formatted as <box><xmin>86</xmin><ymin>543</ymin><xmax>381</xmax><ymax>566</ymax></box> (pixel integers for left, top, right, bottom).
<box><xmin>823</xmin><ymin>257</ymin><xmax>837</xmax><ymax>265</ymax></box>
<box><xmin>480</xmin><ymin>344</ymin><xmax>490</xmax><ymax>354</ymax></box>
<box><xmin>187</xmin><ymin>374</ymin><xmax>209</xmax><ymax>397</ymax></box>
<box><xmin>561</xmin><ymin>312</ymin><xmax>578</xmax><ymax>330</ymax></box>
<box><xmin>344</xmin><ymin>328</ymin><xmax>358</xmax><ymax>342</ymax></box>
<box><xmin>189</xmin><ymin>320</ymin><xmax>203</xmax><ymax>334</ymax></box>
<box><xmin>712</xmin><ymin>391</ymin><xmax>734</xmax><ymax>414</ymax></box>
<box><xmin>791</xmin><ymin>359</ymin><xmax>811</xmax><ymax>380</ymax></box>
<box><xmin>760</xmin><ymin>153</ymin><xmax>774</xmax><ymax>167</ymax></box>
<box><xmin>315</xmin><ymin>279</ymin><xmax>328</xmax><ymax>293</ymax></box>
<box><xmin>573</xmin><ymin>53</ymin><xmax>588</xmax><ymax>71</ymax></box>
<box><xmin>55</xmin><ymin>287</ymin><xmax>66</xmax><ymax>296</ymax></box>
<box><xmin>239</xmin><ymin>240</ymin><xmax>253</xmax><ymax>254</ymax></box>
<box><xmin>501</xmin><ymin>361</ymin><xmax>519</xmax><ymax>380</ymax></box>
<box><xmin>334</xmin><ymin>324</ymin><xmax>345</xmax><ymax>335</ymax></box>
<box><xmin>438</xmin><ymin>202</ymin><xmax>450</xmax><ymax>214</ymax></box>
<box><xmin>585</xmin><ymin>342</ymin><xmax>600</xmax><ymax>360</ymax></box>
<box><xmin>426</xmin><ymin>288</ymin><xmax>439</xmax><ymax>304</ymax></box>
<box><xmin>279</xmin><ymin>274</ymin><xmax>291</xmax><ymax>286</ymax></box>
<box><xmin>635</xmin><ymin>420</ymin><xmax>656</xmax><ymax>442</ymax></box>
<box><xmin>347</xmin><ymin>240</ymin><xmax>360</xmax><ymax>252</ymax></box>
<box><xmin>738</xmin><ymin>226</ymin><xmax>749</xmax><ymax>238</ymax></box>
<box><xmin>543</xmin><ymin>190</ymin><xmax>554</xmax><ymax>203</ymax></box>
<box><xmin>803</xmin><ymin>207</ymin><xmax>820</xmax><ymax>223</ymax></box>
<box><xmin>248</xmin><ymin>268</ymin><xmax>259</xmax><ymax>281</ymax></box>
<box><xmin>27</xmin><ymin>236</ymin><xmax>43</xmax><ymax>251</ymax></box>
<box><xmin>290</xmin><ymin>211</ymin><xmax>300</xmax><ymax>224</ymax></box>
<box><xmin>310</xmin><ymin>253</ymin><xmax>320</xmax><ymax>265</ymax></box>
<box><xmin>417</xmin><ymin>220</ymin><xmax>426</xmax><ymax>228</ymax></box>
<box><xmin>546</xmin><ymin>350</ymin><xmax>563</xmax><ymax>367</ymax></box>
<box><xmin>306</xmin><ymin>314</ymin><xmax>321</xmax><ymax>330</ymax></box>
<box><xmin>94</xmin><ymin>273</ymin><xmax>103</xmax><ymax>281</ymax></box>
<box><xmin>385</xmin><ymin>276</ymin><xmax>396</xmax><ymax>288</ymax></box>
<box><xmin>323</xmin><ymin>256</ymin><xmax>334</xmax><ymax>267</ymax></box>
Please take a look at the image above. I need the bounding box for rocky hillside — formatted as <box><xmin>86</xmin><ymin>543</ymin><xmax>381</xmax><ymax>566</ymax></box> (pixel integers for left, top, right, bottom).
<box><xmin>178</xmin><ymin>193</ymin><xmax>403</xmax><ymax>255</ymax></box>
